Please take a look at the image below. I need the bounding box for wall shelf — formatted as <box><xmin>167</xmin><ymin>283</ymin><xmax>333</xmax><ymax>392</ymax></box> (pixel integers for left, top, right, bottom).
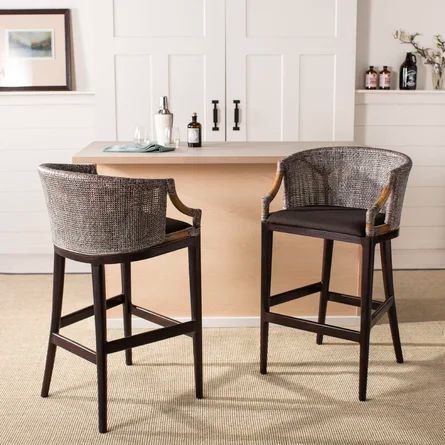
<box><xmin>356</xmin><ymin>89</ymin><xmax>445</xmax><ymax>94</ymax></box>
<box><xmin>0</xmin><ymin>91</ymin><xmax>95</xmax><ymax>96</ymax></box>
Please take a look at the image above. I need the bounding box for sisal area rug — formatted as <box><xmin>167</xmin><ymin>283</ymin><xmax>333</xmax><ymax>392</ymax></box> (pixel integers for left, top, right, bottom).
<box><xmin>0</xmin><ymin>274</ymin><xmax>444</xmax><ymax>444</ymax></box>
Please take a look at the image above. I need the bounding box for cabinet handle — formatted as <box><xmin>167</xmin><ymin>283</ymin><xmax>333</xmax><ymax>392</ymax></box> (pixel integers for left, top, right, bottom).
<box><xmin>233</xmin><ymin>100</ymin><xmax>240</xmax><ymax>131</ymax></box>
<box><xmin>212</xmin><ymin>100</ymin><xmax>219</xmax><ymax>131</ymax></box>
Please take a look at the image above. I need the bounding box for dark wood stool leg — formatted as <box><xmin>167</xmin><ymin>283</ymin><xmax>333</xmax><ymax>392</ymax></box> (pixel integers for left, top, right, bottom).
<box><xmin>41</xmin><ymin>253</ymin><xmax>65</xmax><ymax>397</ymax></box>
<box><xmin>92</xmin><ymin>264</ymin><xmax>108</xmax><ymax>433</ymax></box>
<box><xmin>260</xmin><ymin>224</ymin><xmax>273</xmax><ymax>374</ymax></box>
<box><xmin>359</xmin><ymin>238</ymin><xmax>375</xmax><ymax>401</ymax></box>
<box><xmin>121</xmin><ymin>262</ymin><xmax>133</xmax><ymax>365</ymax></box>
<box><xmin>316</xmin><ymin>239</ymin><xmax>334</xmax><ymax>345</ymax></box>
<box><xmin>188</xmin><ymin>235</ymin><xmax>203</xmax><ymax>399</ymax></box>
<box><xmin>380</xmin><ymin>240</ymin><xmax>404</xmax><ymax>363</ymax></box>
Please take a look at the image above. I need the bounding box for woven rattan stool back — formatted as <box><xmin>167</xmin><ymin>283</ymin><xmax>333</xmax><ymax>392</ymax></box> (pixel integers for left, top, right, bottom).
<box><xmin>280</xmin><ymin>147</ymin><xmax>412</xmax><ymax>232</ymax></box>
<box><xmin>39</xmin><ymin>164</ymin><xmax>169</xmax><ymax>255</ymax></box>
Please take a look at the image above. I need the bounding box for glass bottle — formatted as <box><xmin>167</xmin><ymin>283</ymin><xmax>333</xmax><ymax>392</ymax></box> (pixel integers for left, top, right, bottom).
<box><xmin>399</xmin><ymin>53</ymin><xmax>417</xmax><ymax>90</ymax></box>
<box><xmin>379</xmin><ymin>66</ymin><xmax>391</xmax><ymax>90</ymax></box>
<box><xmin>187</xmin><ymin>113</ymin><xmax>202</xmax><ymax>147</ymax></box>
<box><xmin>365</xmin><ymin>66</ymin><xmax>378</xmax><ymax>90</ymax></box>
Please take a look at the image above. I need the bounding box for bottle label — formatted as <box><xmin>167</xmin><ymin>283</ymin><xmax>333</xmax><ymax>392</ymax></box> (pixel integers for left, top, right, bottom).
<box><xmin>188</xmin><ymin>128</ymin><xmax>199</xmax><ymax>143</ymax></box>
<box><xmin>365</xmin><ymin>72</ymin><xmax>377</xmax><ymax>88</ymax></box>
<box><xmin>406</xmin><ymin>69</ymin><xmax>416</xmax><ymax>87</ymax></box>
<box><xmin>379</xmin><ymin>72</ymin><xmax>391</xmax><ymax>88</ymax></box>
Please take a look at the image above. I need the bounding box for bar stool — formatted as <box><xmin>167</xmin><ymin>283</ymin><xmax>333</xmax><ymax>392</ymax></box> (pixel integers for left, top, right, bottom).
<box><xmin>260</xmin><ymin>147</ymin><xmax>412</xmax><ymax>401</ymax></box>
<box><xmin>38</xmin><ymin>164</ymin><xmax>202</xmax><ymax>433</ymax></box>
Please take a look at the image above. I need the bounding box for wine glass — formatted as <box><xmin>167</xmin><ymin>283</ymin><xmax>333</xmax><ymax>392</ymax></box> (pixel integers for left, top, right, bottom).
<box><xmin>142</xmin><ymin>127</ymin><xmax>152</xmax><ymax>144</ymax></box>
<box><xmin>134</xmin><ymin>126</ymin><xmax>152</xmax><ymax>145</ymax></box>
<box><xmin>172</xmin><ymin>127</ymin><xmax>180</xmax><ymax>148</ymax></box>
<box><xmin>133</xmin><ymin>126</ymin><xmax>144</xmax><ymax>145</ymax></box>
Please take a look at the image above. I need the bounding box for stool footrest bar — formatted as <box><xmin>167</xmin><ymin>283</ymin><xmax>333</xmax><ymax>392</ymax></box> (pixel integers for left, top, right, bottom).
<box><xmin>106</xmin><ymin>321</ymin><xmax>196</xmax><ymax>354</ymax></box>
<box><xmin>130</xmin><ymin>305</ymin><xmax>194</xmax><ymax>338</ymax></box>
<box><xmin>371</xmin><ymin>296</ymin><xmax>394</xmax><ymax>327</ymax></box>
<box><xmin>60</xmin><ymin>294</ymin><xmax>124</xmax><ymax>328</ymax></box>
<box><xmin>270</xmin><ymin>282</ymin><xmax>322</xmax><ymax>307</ymax></box>
<box><xmin>328</xmin><ymin>292</ymin><xmax>381</xmax><ymax>310</ymax></box>
<box><xmin>51</xmin><ymin>333</ymin><xmax>97</xmax><ymax>364</ymax></box>
<box><xmin>265</xmin><ymin>312</ymin><xmax>360</xmax><ymax>342</ymax></box>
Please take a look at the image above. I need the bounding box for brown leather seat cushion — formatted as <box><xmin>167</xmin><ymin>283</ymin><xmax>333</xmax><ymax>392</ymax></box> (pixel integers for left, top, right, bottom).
<box><xmin>166</xmin><ymin>217</ymin><xmax>191</xmax><ymax>234</ymax></box>
<box><xmin>267</xmin><ymin>206</ymin><xmax>385</xmax><ymax>237</ymax></box>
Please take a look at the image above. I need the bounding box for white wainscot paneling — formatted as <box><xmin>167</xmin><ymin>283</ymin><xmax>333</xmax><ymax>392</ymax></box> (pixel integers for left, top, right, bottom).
<box><xmin>356</xmin><ymin>91</ymin><xmax>445</xmax><ymax>269</ymax></box>
<box><xmin>355</xmin><ymin>104</ymin><xmax>445</xmax><ymax>127</ymax></box>
<box><xmin>404</xmin><ymin>187</ymin><xmax>445</xmax><ymax>207</ymax></box>
<box><xmin>0</xmin><ymin>92</ymin><xmax>95</xmax><ymax>273</ymax></box>
<box><xmin>355</xmin><ymin>125</ymin><xmax>445</xmax><ymax>146</ymax></box>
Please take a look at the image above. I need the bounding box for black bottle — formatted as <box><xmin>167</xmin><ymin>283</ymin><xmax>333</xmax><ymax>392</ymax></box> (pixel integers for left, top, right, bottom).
<box><xmin>187</xmin><ymin>112</ymin><xmax>202</xmax><ymax>147</ymax></box>
<box><xmin>399</xmin><ymin>52</ymin><xmax>417</xmax><ymax>90</ymax></box>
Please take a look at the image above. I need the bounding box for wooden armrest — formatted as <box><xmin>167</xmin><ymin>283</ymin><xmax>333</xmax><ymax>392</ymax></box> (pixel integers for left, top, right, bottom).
<box><xmin>372</xmin><ymin>185</ymin><xmax>391</xmax><ymax>211</ymax></box>
<box><xmin>365</xmin><ymin>185</ymin><xmax>392</xmax><ymax>236</ymax></box>
<box><xmin>167</xmin><ymin>179</ymin><xmax>201</xmax><ymax>228</ymax></box>
<box><xmin>262</xmin><ymin>164</ymin><xmax>284</xmax><ymax>221</ymax></box>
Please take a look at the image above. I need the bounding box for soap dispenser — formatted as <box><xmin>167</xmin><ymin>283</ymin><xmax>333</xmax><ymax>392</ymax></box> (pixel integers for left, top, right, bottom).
<box><xmin>154</xmin><ymin>96</ymin><xmax>173</xmax><ymax>145</ymax></box>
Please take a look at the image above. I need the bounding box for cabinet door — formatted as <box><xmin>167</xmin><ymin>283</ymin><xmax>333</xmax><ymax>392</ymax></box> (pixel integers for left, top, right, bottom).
<box><xmin>226</xmin><ymin>0</ymin><xmax>357</xmax><ymax>142</ymax></box>
<box><xmin>94</xmin><ymin>0</ymin><xmax>225</xmax><ymax>142</ymax></box>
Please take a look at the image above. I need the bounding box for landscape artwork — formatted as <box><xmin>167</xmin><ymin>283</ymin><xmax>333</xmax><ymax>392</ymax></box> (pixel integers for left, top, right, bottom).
<box><xmin>7</xmin><ymin>29</ymin><xmax>53</xmax><ymax>58</ymax></box>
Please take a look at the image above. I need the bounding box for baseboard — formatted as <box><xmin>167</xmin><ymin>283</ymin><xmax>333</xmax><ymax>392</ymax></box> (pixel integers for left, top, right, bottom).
<box><xmin>108</xmin><ymin>315</ymin><xmax>360</xmax><ymax>329</ymax></box>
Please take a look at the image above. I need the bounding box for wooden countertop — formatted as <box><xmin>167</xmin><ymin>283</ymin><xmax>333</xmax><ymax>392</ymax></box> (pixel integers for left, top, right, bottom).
<box><xmin>73</xmin><ymin>141</ymin><xmax>354</xmax><ymax>165</ymax></box>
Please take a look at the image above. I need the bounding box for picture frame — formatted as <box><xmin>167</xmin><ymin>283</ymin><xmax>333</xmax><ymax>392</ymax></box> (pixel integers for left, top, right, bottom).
<box><xmin>0</xmin><ymin>9</ymin><xmax>72</xmax><ymax>91</ymax></box>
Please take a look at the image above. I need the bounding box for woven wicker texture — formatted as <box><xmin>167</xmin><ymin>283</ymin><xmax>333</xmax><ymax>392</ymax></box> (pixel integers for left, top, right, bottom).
<box><xmin>38</xmin><ymin>164</ymin><xmax>170</xmax><ymax>255</ymax></box>
<box><xmin>279</xmin><ymin>147</ymin><xmax>412</xmax><ymax>236</ymax></box>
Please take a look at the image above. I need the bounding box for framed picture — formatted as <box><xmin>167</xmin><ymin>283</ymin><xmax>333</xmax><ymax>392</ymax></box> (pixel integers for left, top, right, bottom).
<box><xmin>0</xmin><ymin>9</ymin><xmax>72</xmax><ymax>91</ymax></box>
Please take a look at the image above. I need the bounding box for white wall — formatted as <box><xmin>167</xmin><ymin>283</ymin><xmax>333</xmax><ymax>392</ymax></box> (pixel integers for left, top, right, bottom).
<box><xmin>0</xmin><ymin>1</ymin><xmax>444</xmax><ymax>272</ymax></box>
<box><xmin>356</xmin><ymin>0</ymin><xmax>445</xmax><ymax>89</ymax></box>
<box><xmin>0</xmin><ymin>1</ymin><xmax>95</xmax><ymax>273</ymax></box>
<box><xmin>355</xmin><ymin>91</ymin><xmax>445</xmax><ymax>269</ymax></box>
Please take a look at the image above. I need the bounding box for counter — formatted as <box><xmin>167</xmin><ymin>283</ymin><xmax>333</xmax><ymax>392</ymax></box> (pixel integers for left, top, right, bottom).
<box><xmin>73</xmin><ymin>142</ymin><xmax>359</xmax><ymax>323</ymax></box>
<box><xmin>74</xmin><ymin>141</ymin><xmax>353</xmax><ymax>164</ymax></box>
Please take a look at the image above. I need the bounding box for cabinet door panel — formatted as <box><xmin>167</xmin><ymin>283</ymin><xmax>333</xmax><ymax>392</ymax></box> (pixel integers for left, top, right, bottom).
<box><xmin>246</xmin><ymin>0</ymin><xmax>336</xmax><ymax>38</ymax></box>
<box><xmin>95</xmin><ymin>0</ymin><xmax>225</xmax><ymax>142</ymax></box>
<box><xmin>115</xmin><ymin>55</ymin><xmax>153</xmax><ymax>140</ymax></box>
<box><xmin>114</xmin><ymin>0</ymin><xmax>205</xmax><ymax>38</ymax></box>
<box><xmin>169</xmin><ymin>55</ymin><xmax>205</xmax><ymax>136</ymax></box>
<box><xmin>299</xmin><ymin>55</ymin><xmax>335</xmax><ymax>141</ymax></box>
<box><xmin>226</xmin><ymin>0</ymin><xmax>357</xmax><ymax>142</ymax></box>
<box><xmin>246</xmin><ymin>55</ymin><xmax>282</xmax><ymax>141</ymax></box>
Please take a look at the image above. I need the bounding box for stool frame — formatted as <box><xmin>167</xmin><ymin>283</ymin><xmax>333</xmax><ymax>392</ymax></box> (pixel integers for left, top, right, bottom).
<box><xmin>41</xmin><ymin>233</ymin><xmax>202</xmax><ymax>433</ymax></box>
<box><xmin>38</xmin><ymin>164</ymin><xmax>203</xmax><ymax>434</ymax></box>
<box><xmin>260</xmin><ymin>149</ymin><xmax>410</xmax><ymax>401</ymax></box>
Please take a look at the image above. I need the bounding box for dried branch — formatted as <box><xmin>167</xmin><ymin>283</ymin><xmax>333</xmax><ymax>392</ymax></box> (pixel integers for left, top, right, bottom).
<box><xmin>393</xmin><ymin>29</ymin><xmax>440</xmax><ymax>65</ymax></box>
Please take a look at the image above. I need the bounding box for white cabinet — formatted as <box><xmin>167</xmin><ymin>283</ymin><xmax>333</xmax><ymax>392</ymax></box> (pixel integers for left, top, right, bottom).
<box><xmin>226</xmin><ymin>0</ymin><xmax>357</xmax><ymax>141</ymax></box>
<box><xmin>95</xmin><ymin>0</ymin><xmax>357</xmax><ymax>142</ymax></box>
<box><xmin>95</xmin><ymin>0</ymin><xmax>226</xmax><ymax>142</ymax></box>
